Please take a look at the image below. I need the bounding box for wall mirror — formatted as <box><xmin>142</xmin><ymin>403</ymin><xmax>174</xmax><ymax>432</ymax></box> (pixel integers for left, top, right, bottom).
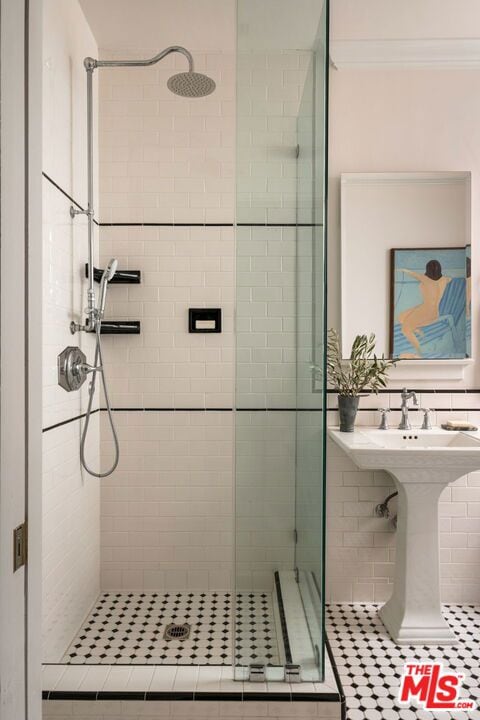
<box><xmin>340</xmin><ymin>172</ymin><xmax>471</xmax><ymax>364</ymax></box>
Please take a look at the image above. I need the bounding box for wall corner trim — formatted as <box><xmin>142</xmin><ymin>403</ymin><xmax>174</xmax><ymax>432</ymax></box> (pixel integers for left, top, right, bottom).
<box><xmin>330</xmin><ymin>38</ymin><xmax>480</xmax><ymax>70</ymax></box>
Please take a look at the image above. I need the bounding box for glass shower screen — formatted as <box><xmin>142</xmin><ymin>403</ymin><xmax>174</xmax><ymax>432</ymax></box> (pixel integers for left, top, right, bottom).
<box><xmin>234</xmin><ymin>0</ymin><xmax>329</xmax><ymax>682</ymax></box>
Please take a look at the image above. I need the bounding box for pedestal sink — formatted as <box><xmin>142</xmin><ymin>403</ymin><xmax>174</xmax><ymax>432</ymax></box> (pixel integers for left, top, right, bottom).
<box><xmin>328</xmin><ymin>427</ymin><xmax>480</xmax><ymax>645</ymax></box>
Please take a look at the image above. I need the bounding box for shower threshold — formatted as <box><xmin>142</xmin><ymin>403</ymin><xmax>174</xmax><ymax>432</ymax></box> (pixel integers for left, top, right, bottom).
<box><xmin>42</xmin><ymin>582</ymin><xmax>343</xmax><ymax>718</ymax></box>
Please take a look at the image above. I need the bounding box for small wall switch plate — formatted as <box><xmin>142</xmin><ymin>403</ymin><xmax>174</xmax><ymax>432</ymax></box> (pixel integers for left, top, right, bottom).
<box><xmin>189</xmin><ymin>308</ymin><xmax>222</xmax><ymax>333</ymax></box>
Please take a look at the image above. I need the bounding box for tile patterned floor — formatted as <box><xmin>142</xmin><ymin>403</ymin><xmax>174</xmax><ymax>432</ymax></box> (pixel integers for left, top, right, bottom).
<box><xmin>62</xmin><ymin>591</ymin><xmax>280</xmax><ymax>666</ymax></box>
<box><xmin>327</xmin><ymin>603</ymin><xmax>480</xmax><ymax>720</ymax></box>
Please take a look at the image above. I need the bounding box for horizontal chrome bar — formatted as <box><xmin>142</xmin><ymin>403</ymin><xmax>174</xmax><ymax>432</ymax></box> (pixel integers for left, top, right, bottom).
<box><xmin>85</xmin><ymin>46</ymin><xmax>194</xmax><ymax>72</ymax></box>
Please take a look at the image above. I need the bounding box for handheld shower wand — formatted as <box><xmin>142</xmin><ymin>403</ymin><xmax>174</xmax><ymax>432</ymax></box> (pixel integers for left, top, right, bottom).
<box><xmin>98</xmin><ymin>258</ymin><xmax>118</xmax><ymax>319</ymax></box>
<box><xmin>79</xmin><ymin>258</ymin><xmax>120</xmax><ymax>478</ymax></box>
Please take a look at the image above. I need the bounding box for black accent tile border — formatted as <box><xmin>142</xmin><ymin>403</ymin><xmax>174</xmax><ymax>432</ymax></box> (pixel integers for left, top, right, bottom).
<box><xmin>42</xmin><ymin>408</ymin><xmax>100</xmax><ymax>433</ymax></box>
<box><xmin>47</xmin><ymin>691</ymin><xmax>97</xmax><ymax>701</ymax></box>
<box><xmin>42</xmin><ymin>171</ymin><xmax>84</xmax><ymax>212</ymax></box>
<box><xmin>327</xmin><ymin>406</ymin><xmax>480</xmax><ymax>412</ymax></box>
<box><xmin>100</xmin><ymin>221</ymin><xmax>234</xmax><ymax>227</ymax></box>
<box><xmin>274</xmin><ymin>571</ymin><xmax>293</xmax><ymax>665</ymax></box>
<box><xmin>325</xmin><ymin>632</ymin><xmax>346</xmax><ymax>720</ymax></box>
<box><xmin>42</xmin><ymin>171</ymin><xmax>101</xmax><ymax>227</ymax></box>
<box><xmin>41</xmin><ymin>173</ymin><xmax>322</xmax><ymax>230</ymax></box>
<box><xmin>194</xmin><ymin>692</ymin><xmax>242</xmax><ymax>701</ymax></box>
<box><xmin>43</xmin><ymin>688</ymin><xmax>341</xmax><ymax>703</ymax></box>
<box><xmin>97</xmin><ymin>691</ymin><xmax>146</xmax><ymax>701</ymax></box>
<box><xmin>98</xmin><ymin>222</ymin><xmax>322</xmax><ymax>228</ymax></box>
<box><xmin>42</xmin><ymin>396</ymin><xmax>480</xmax><ymax>434</ymax></box>
<box><xmin>326</xmin><ymin>387</ymin><xmax>480</xmax><ymax>394</ymax></box>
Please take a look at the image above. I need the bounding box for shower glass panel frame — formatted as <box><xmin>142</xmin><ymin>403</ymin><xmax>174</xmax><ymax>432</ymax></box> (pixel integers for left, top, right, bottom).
<box><xmin>234</xmin><ymin>0</ymin><xmax>329</xmax><ymax>683</ymax></box>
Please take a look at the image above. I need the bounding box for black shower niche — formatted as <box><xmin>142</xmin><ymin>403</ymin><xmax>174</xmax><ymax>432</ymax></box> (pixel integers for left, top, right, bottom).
<box><xmin>85</xmin><ymin>264</ymin><xmax>141</xmax><ymax>284</ymax></box>
<box><xmin>189</xmin><ymin>308</ymin><xmax>222</xmax><ymax>333</ymax></box>
<box><xmin>100</xmin><ymin>321</ymin><xmax>141</xmax><ymax>335</ymax></box>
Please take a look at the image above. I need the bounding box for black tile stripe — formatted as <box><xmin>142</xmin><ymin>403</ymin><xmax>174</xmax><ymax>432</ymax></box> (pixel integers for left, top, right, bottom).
<box><xmin>193</xmin><ymin>692</ymin><xmax>242</xmax><ymax>701</ymax></box>
<box><xmin>44</xmin><ymin>689</ymin><xmax>340</xmax><ymax>702</ymax></box>
<box><xmin>326</xmin><ymin>387</ymin><xmax>480</xmax><ymax>394</ymax></box>
<box><xmin>42</xmin><ymin>171</ymin><xmax>100</xmax><ymax>226</ymax></box>
<box><xmin>328</xmin><ymin>406</ymin><xmax>480</xmax><ymax>412</ymax></box>
<box><xmin>98</xmin><ymin>222</ymin><xmax>322</xmax><ymax>228</ymax></box>
<box><xmin>42</xmin><ymin>171</ymin><xmax>84</xmax><ymax>211</ymax></box>
<box><xmin>42</xmin><ymin>397</ymin><xmax>479</xmax><ymax>433</ymax></box>
<box><xmin>42</xmin><ymin>408</ymin><xmax>100</xmax><ymax>433</ymax></box>
<box><xmin>97</xmin><ymin>691</ymin><xmax>146</xmax><ymax>700</ymax></box>
<box><xmin>41</xmin><ymin>173</ymin><xmax>322</xmax><ymax>229</ymax></box>
<box><xmin>274</xmin><ymin>571</ymin><xmax>293</xmax><ymax>665</ymax></box>
<box><xmin>47</xmin><ymin>691</ymin><xmax>97</xmax><ymax>701</ymax></box>
<box><xmin>99</xmin><ymin>222</ymin><xmax>234</xmax><ymax>227</ymax></box>
<box><xmin>325</xmin><ymin>632</ymin><xmax>346</xmax><ymax>720</ymax></box>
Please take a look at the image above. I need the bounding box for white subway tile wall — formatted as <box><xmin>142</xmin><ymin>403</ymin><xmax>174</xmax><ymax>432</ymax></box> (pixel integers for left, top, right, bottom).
<box><xmin>235</xmin><ymin>411</ymin><xmax>296</xmax><ymax>590</ymax></box>
<box><xmin>236</xmin><ymin>226</ymin><xmax>296</xmax><ymax>409</ymax></box>
<box><xmin>42</xmin><ymin>0</ymin><xmax>100</xmax><ymax>661</ymax></box>
<box><xmin>100</xmin><ymin>410</ymin><xmax>234</xmax><ymax>591</ymax></box>
<box><xmin>99</xmin><ymin>226</ymin><xmax>234</xmax><ymax>410</ymax></box>
<box><xmin>96</xmin><ymin>45</ymin><xmax>315</xmax><ymax>593</ymax></box>
<box><xmin>42</xmin><ymin>416</ymin><xmax>100</xmax><ymax>661</ymax></box>
<box><xmin>98</xmin><ymin>49</ymin><xmax>235</xmax><ymax>224</ymax></box>
<box><xmin>237</xmin><ymin>51</ymin><xmax>311</xmax><ymax>225</ymax></box>
<box><xmin>325</xmin><ymin>394</ymin><xmax>480</xmax><ymax>603</ymax></box>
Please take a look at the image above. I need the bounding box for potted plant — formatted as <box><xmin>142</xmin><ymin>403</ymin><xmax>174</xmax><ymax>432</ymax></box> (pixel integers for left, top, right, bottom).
<box><xmin>326</xmin><ymin>329</ymin><xmax>396</xmax><ymax>432</ymax></box>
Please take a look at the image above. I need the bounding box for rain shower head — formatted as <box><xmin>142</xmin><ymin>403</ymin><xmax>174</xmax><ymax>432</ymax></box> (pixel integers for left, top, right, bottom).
<box><xmin>167</xmin><ymin>71</ymin><xmax>216</xmax><ymax>98</ymax></box>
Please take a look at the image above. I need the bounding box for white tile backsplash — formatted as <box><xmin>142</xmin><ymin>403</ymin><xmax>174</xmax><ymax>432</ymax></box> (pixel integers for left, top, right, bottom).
<box><xmin>325</xmin><ymin>394</ymin><xmax>480</xmax><ymax>603</ymax></box>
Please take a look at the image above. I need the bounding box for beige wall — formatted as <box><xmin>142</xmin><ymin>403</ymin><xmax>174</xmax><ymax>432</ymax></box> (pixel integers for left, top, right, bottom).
<box><xmin>325</xmin><ymin>61</ymin><xmax>480</xmax><ymax>602</ymax></box>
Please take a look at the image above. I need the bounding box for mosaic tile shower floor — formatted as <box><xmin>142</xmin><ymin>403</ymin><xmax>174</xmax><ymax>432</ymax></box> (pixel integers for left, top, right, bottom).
<box><xmin>62</xmin><ymin>591</ymin><xmax>281</xmax><ymax>666</ymax></box>
<box><xmin>327</xmin><ymin>603</ymin><xmax>480</xmax><ymax>720</ymax></box>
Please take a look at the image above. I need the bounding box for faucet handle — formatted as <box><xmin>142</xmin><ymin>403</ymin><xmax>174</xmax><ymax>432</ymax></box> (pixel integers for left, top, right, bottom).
<box><xmin>419</xmin><ymin>407</ymin><xmax>432</xmax><ymax>430</ymax></box>
<box><xmin>378</xmin><ymin>407</ymin><xmax>391</xmax><ymax>430</ymax></box>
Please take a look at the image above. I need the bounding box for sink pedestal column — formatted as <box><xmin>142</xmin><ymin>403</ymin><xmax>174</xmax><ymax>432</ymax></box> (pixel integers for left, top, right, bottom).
<box><xmin>379</xmin><ymin>469</ymin><xmax>457</xmax><ymax>645</ymax></box>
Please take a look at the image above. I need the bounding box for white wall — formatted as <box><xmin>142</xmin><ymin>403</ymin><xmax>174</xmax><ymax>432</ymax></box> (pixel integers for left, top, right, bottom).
<box><xmin>326</xmin><ymin>59</ymin><xmax>480</xmax><ymax>602</ymax></box>
<box><xmin>42</xmin><ymin>0</ymin><xmax>100</xmax><ymax>661</ymax></box>
<box><xmin>331</xmin><ymin>0</ymin><xmax>480</xmax><ymax>42</ymax></box>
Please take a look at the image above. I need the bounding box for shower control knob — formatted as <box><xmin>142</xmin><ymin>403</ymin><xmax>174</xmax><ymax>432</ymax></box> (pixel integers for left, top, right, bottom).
<box><xmin>57</xmin><ymin>346</ymin><xmax>89</xmax><ymax>392</ymax></box>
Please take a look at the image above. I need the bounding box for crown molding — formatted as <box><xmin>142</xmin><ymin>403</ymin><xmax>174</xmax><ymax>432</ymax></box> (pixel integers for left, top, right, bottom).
<box><xmin>330</xmin><ymin>38</ymin><xmax>480</xmax><ymax>70</ymax></box>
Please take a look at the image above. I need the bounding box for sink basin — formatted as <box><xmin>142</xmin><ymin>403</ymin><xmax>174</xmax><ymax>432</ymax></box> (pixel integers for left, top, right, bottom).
<box><xmin>329</xmin><ymin>427</ymin><xmax>480</xmax><ymax>469</ymax></box>
<box><xmin>329</xmin><ymin>426</ymin><xmax>480</xmax><ymax>646</ymax></box>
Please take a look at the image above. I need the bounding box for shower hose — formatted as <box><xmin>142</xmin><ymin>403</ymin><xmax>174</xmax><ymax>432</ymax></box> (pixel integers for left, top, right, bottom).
<box><xmin>80</xmin><ymin>321</ymin><xmax>120</xmax><ymax>477</ymax></box>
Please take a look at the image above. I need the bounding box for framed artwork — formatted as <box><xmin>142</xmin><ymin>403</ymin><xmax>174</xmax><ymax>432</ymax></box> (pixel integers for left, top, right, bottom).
<box><xmin>390</xmin><ymin>247</ymin><xmax>470</xmax><ymax>359</ymax></box>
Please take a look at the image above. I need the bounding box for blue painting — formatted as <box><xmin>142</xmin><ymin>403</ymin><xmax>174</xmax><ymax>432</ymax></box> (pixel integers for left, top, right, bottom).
<box><xmin>391</xmin><ymin>248</ymin><xmax>470</xmax><ymax>359</ymax></box>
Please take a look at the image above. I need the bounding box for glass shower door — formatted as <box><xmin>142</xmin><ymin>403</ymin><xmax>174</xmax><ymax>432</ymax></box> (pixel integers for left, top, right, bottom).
<box><xmin>234</xmin><ymin>0</ymin><xmax>329</xmax><ymax>682</ymax></box>
<box><xmin>294</xmin><ymin>2</ymin><xmax>329</xmax><ymax>681</ymax></box>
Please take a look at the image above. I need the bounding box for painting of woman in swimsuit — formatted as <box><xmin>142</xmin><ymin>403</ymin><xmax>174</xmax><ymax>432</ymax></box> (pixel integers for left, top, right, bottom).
<box><xmin>390</xmin><ymin>248</ymin><xmax>469</xmax><ymax>359</ymax></box>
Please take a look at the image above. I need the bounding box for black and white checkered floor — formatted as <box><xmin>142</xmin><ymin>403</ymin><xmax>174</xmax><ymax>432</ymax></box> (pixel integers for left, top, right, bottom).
<box><xmin>62</xmin><ymin>591</ymin><xmax>280</xmax><ymax>666</ymax></box>
<box><xmin>327</xmin><ymin>604</ymin><xmax>480</xmax><ymax>720</ymax></box>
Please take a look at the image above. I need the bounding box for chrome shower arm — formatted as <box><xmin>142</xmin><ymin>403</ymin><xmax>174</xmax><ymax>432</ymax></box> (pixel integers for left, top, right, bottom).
<box><xmin>84</xmin><ymin>46</ymin><xmax>194</xmax><ymax>72</ymax></box>
<box><xmin>74</xmin><ymin>44</ymin><xmax>209</xmax><ymax>333</ymax></box>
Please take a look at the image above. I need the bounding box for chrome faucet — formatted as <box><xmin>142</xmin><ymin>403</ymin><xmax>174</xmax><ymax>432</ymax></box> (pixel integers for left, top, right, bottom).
<box><xmin>398</xmin><ymin>388</ymin><xmax>418</xmax><ymax>430</ymax></box>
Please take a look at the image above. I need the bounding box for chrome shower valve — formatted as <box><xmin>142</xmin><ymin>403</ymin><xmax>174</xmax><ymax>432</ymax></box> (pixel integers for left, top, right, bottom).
<box><xmin>57</xmin><ymin>346</ymin><xmax>99</xmax><ymax>392</ymax></box>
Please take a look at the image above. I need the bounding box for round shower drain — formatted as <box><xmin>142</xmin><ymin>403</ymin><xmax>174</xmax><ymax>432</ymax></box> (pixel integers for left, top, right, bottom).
<box><xmin>163</xmin><ymin>622</ymin><xmax>191</xmax><ymax>641</ymax></box>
